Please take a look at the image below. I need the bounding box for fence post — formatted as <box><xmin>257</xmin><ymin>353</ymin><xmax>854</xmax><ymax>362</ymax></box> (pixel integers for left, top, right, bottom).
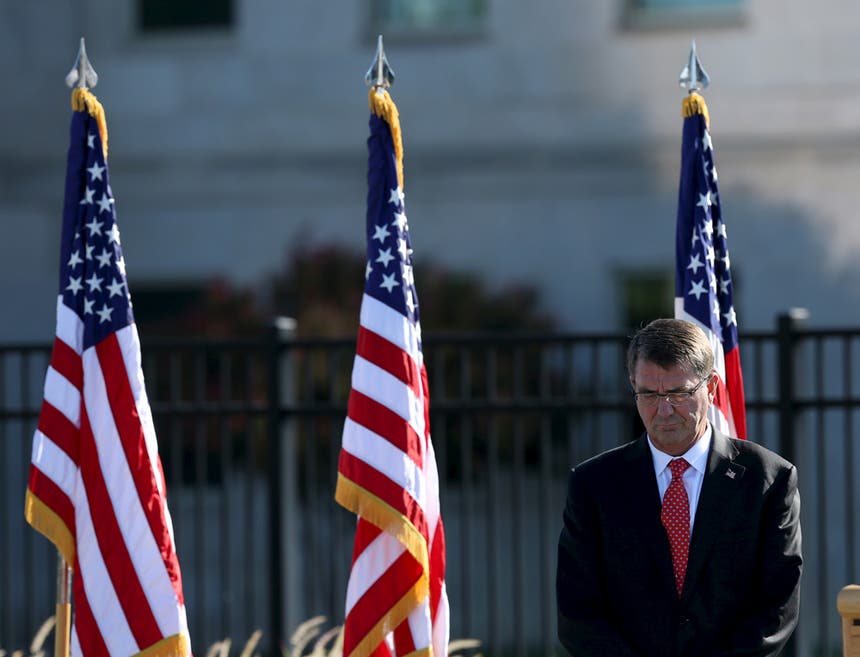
<box><xmin>777</xmin><ymin>309</ymin><xmax>808</xmax><ymax>469</ymax></box>
<box><xmin>776</xmin><ymin>308</ymin><xmax>808</xmax><ymax>657</ymax></box>
<box><xmin>268</xmin><ymin>317</ymin><xmax>297</xmax><ymax>655</ymax></box>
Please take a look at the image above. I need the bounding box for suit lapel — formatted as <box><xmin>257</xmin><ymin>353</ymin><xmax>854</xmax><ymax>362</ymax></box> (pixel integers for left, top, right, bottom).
<box><xmin>625</xmin><ymin>436</ymin><xmax>678</xmax><ymax>599</ymax></box>
<box><xmin>680</xmin><ymin>428</ymin><xmax>743</xmax><ymax>604</ymax></box>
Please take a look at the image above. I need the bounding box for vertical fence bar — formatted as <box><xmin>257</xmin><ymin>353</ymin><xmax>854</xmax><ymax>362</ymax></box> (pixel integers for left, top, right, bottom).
<box><xmin>566</xmin><ymin>342</ymin><xmax>578</xmax><ymax>468</ymax></box>
<box><xmin>486</xmin><ymin>347</ymin><xmax>499</xmax><ymax>657</ymax></box>
<box><xmin>777</xmin><ymin>310</ymin><xmax>806</xmax><ymax>469</ymax></box>
<box><xmin>538</xmin><ymin>344</ymin><xmax>553</xmax><ymax>657</ymax></box>
<box><xmin>812</xmin><ymin>336</ymin><xmax>829</xmax><ymax>656</ymax></box>
<box><xmin>269</xmin><ymin>317</ymin><xmax>298</xmax><ymax>650</ymax></box>
<box><xmin>752</xmin><ymin>337</ymin><xmax>764</xmax><ymax>443</ymax></box>
<box><xmin>776</xmin><ymin>309</ymin><xmax>807</xmax><ymax>657</ymax></box>
<box><xmin>0</xmin><ymin>350</ymin><xmax>9</xmax><ymax>644</ymax></box>
<box><xmin>512</xmin><ymin>414</ymin><xmax>525</xmax><ymax>657</ymax></box>
<box><xmin>219</xmin><ymin>350</ymin><xmax>232</xmax><ymax>636</ymax></box>
<box><xmin>590</xmin><ymin>339</ymin><xmax>601</xmax><ymax>455</ymax></box>
<box><xmin>512</xmin><ymin>346</ymin><xmax>525</xmax><ymax>657</ymax></box>
<box><xmin>21</xmin><ymin>350</ymin><xmax>34</xmax><ymax>629</ymax></box>
<box><xmin>267</xmin><ymin>322</ymin><xmax>284</xmax><ymax>655</ymax></box>
<box><xmin>844</xmin><ymin>336</ymin><xmax>856</xmax><ymax>582</ymax></box>
<box><xmin>193</xmin><ymin>348</ymin><xmax>208</xmax><ymax>644</ymax></box>
<box><xmin>242</xmin><ymin>352</ymin><xmax>257</xmax><ymax>634</ymax></box>
<box><xmin>458</xmin><ymin>346</ymin><xmax>473</xmax><ymax>635</ymax></box>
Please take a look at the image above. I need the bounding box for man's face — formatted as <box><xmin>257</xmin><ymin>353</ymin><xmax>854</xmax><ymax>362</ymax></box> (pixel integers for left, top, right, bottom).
<box><xmin>630</xmin><ymin>359</ymin><xmax>715</xmax><ymax>456</ymax></box>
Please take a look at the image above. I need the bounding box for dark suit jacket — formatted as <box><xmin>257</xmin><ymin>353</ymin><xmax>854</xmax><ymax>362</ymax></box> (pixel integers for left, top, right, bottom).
<box><xmin>556</xmin><ymin>428</ymin><xmax>802</xmax><ymax>657</ymax></box>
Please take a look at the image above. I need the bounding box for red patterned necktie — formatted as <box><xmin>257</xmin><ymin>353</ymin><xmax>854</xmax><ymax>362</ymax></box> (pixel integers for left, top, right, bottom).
<box><xmin>661</xmin><ymin>458</ymin><xmax>691</xmax><ymax>596</ymax></box>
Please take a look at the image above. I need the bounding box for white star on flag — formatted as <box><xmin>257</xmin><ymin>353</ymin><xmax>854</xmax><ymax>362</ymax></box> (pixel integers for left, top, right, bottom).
<box><xmin>87</xmin><ymin>161</ymin><xmax>105</xmax><ymax>181</ymax></box>
<box><xmin>107</xmin><ymin>278</ymin><xmax>125</xmax><ymax>298</ymax></box>
<box><xmin>379</xmin><ymin>272</ymin><xmax>400</xmax><ymax>292</ymax></box>
<box><xmin>95</xmin><ymin>248</ymin><xmax>113</xmax><ymax>268</ymax></box>
<box><xmin>97</xmin><ymin>194</ymin><xmax>113</xmax><ymax>214</ymax></box>
<box><xmin>85</xmin><ymin>217</ymin><xmax>103</xmax><ymax>235</ymax></box>
<box><xmin>66</xmin><ymin>277</ymin><xmax>83</xmax><ymax>294</ymax></box>
<box><xmin>388</xmin><ymin>187</ymin><xmax>405</xmax><ymax>206</ymax></box>
<box><xmin>375</xmin><ymin>248</ymin><xmax>395</xmax><ymax>267</ymax></box>
<box><xmin>705</xmin><ymin>245</ymin><xmax>715</xmax><ymax>266</ymax></box>
<box><xmin>687</xmin><ymin>253</ymin><xmax>704</xmax><ymax>274</ymax></box>
<box><xmin>373</xmin><ymin>224</ymin><xmax>391</xmax><ymax>243</ymax></box>
<box><xmin>96</xmin><ymin>303</ymin><xmax>113</xmax><ymax>323</ymax></box>
<box><xmin>688</xmin><ymin>279</ymin><xmax>707</xmax><ymax>300</ymax></box>
<box><xmin>85</xmin><ymin>272</ymin><xmax>103</xmax><ymax>292</ymax></box>
<box><xmin>397</xmin><ymin>238</ymin><xmax>411</xmax><ymax>260</ymax></box>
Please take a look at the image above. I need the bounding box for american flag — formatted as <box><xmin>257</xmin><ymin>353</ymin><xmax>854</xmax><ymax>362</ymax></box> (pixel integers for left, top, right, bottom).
<box><xmin>24</xmin><ymin>88</ymin><xmax>191</xmax><ymax>657</ymax></box>
<box><xmin>675</xmin><ymin>92</ymin><xmax>747</xmax><ymax>439</ymax></box>
<box><xmin>335</xmin><ymin>88</ymin><xmax>449</xmax><ymax>657</ymax></box>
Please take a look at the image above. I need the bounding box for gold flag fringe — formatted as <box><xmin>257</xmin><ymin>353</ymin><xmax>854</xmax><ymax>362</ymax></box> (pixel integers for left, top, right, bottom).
<box><xmin>368</xmin><ymin>89</ymin><xmax>404</xmax><ymax>191</ymax></box>
<box><xmin>335</xmin><ymin>474</ymin><xmax>430</xmax><ymax>574</ymax></box>
<box><xmin>24</xmin><ymin>489</ymin><xmax>76</xmax><ymax>570</ymax></box>
<box><xmin>681</xmin><ymin>92</ymin><xmax>710</xmax><ymax>130</ymax></box>
<box><xmin>135</xmin><ymin>633</ymin><xmax>190</xmax><ymax>657</ymax></box>
<box><xmin>347</xmin><ymin>582</ymin><xmax>430</xmax><ymax>657</ymax></box>
<box><xmin>399</xmin><ymin>648</ymin><xmax>432</xmax><ymax>657</ymax></box>
<box><xmin>336</xmin><ymin>474</ymin><xmax>433</xmax><ymax>657</ymax></box>
<box><xmin>71</xmin><ymin>87</ymin><xmax>108</xmax><ymax>159</ymax></box>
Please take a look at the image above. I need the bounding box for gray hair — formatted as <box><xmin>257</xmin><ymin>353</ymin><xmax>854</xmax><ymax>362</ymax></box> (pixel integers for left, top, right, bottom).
<box><xmin>626</xmin><ymin>318</ymin><xmax>714</xmax><ymax>380</ymax></box>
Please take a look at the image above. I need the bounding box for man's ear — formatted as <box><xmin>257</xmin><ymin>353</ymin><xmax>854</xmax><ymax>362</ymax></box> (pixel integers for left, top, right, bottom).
<box><xmin>707</xmin><ymin>370</ymin><xmax>718</xmax><ymax>399</ymax></box>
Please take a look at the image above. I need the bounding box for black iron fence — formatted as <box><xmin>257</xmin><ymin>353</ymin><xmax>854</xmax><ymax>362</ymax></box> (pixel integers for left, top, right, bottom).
<box><xmin>1</xmin><ymin>312</ymin><xmax>858</xmax><ymax>657</ymax></box>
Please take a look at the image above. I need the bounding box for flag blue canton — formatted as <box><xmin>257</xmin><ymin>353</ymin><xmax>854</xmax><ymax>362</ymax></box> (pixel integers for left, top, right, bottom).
<box><xmin>675</xmin><ymin>109</ymin><xmax>739</xmax><ymax>353</ymax></box>
<box><xmin>364</xmin><ymin>113</ymin><xmax>421</xmax><ymax>330</ymax></box>
<box><xmin>60</xmin><ymin>110</ymin><xmax>133</xmax><ymax>351</ymax></box>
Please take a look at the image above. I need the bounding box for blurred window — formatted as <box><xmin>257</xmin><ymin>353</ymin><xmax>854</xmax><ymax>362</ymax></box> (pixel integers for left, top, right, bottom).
<box><xmin>625</xmin><ymin>0</ymin><xmax>745</xmax><ymax>28</ymax></box>
<box><xmin>617</xmin><ymin>269</ymin><xmax>674</xmax><ymax>330</ymax></box>
<box><xmin>636</xmin><ymin>0</ymin><xmax>741</xmax><ymax>7</ymax></box>
<box><xmin>372</xmin><ymin>0</ymin><xmax>487</xmax><ymax>38</ymax></box>
<box><xmin>139</xmin><ymin>0</ymin><xmax>233</xmax><ymax>32</ymax></box>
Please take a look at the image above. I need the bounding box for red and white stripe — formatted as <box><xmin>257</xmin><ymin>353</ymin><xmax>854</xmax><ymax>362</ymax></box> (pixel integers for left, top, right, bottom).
<box><xmin>337</xmin><ymin>294</ymin><xmax>449</xmax><ymax>657</ymax></box>
<box><xmin>27</xmin><ymin>297</ymin><xmax>190</xmax><ymax>657</ymax></box>
<box><xmin>675</xmin><ymin>300</ymin><xmax>746</xmax><ymax>439</ymax></box>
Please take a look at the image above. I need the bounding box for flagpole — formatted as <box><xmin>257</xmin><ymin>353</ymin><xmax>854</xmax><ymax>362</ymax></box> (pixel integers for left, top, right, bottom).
<box><xmin>51</xmin><ymin>37</ymin><xmax>99</xmax><ymax>657</ymax></box>
<box><xmin>55</xmin><ymin>556</ymin><xmax>72</xmax><ymax>657</ymax></box>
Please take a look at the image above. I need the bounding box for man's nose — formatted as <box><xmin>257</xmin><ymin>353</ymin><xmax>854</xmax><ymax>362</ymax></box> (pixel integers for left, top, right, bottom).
<box><xmin>655</xmin><ymin>397</ymin><xmax>675</xmax><ymax>415</ymax></box>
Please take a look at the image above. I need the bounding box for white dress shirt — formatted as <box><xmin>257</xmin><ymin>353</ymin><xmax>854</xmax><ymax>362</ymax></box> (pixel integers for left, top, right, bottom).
<box><xmin>647</xmin><ymin>424</ymin><xmax>712</xmax><ymax>531</ymax></box>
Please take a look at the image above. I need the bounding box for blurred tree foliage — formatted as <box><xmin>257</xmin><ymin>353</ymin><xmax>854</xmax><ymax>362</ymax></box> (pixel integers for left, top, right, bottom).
<box><xmin>139</xmin><ymin>243</ymin><xmax>556</xmax><ymax>338</ymax></box>
<box><xmin>137</xmin><ymin>244</ymin><xmax>567</xmax><ymax>489</ymax></box>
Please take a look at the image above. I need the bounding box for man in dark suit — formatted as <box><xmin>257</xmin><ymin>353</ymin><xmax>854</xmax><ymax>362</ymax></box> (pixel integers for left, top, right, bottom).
<box><xmin>556</xmin><ymin>318</ymin><xmax>802</xmax><ymax>657</ymax></box>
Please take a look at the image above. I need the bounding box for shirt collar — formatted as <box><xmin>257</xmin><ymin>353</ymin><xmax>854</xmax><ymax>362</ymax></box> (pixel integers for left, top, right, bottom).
<box><xmin>647</xmin><ymin>423</ymin><xmax>712</xmax><ymax>477</ymax></box>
